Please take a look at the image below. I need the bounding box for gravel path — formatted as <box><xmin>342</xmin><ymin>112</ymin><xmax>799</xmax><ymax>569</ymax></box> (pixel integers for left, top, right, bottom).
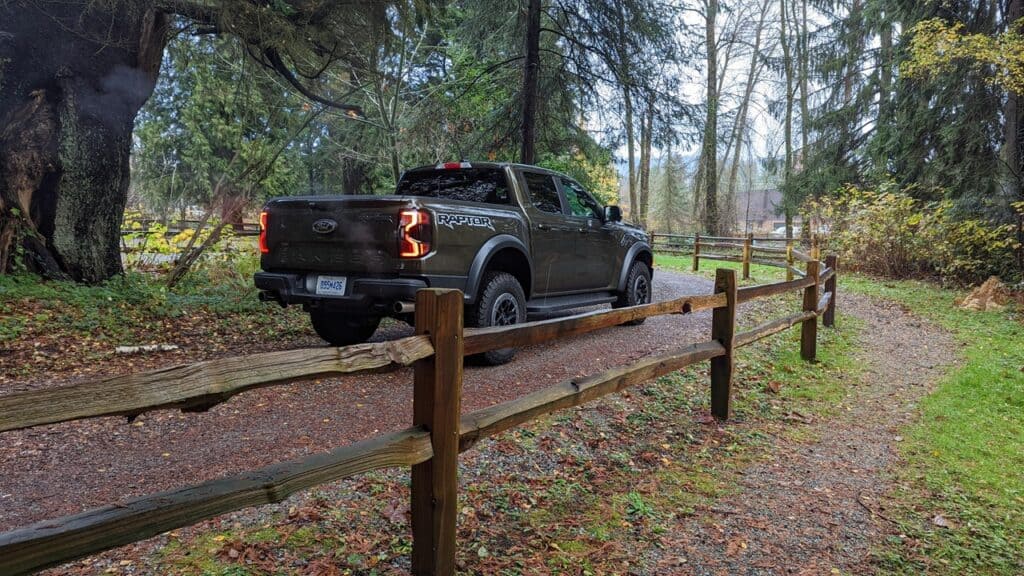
<box><xmin>0</xmin><ymin>270</ymin><xmax>714</xmax><ymax>530</ymax></box>
<box><xmin>650</xmin><ymin>291</ymin><xmax>957</xmax><ymax>575</ymax></box>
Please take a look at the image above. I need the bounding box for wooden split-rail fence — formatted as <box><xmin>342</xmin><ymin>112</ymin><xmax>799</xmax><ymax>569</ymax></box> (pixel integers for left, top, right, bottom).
<box><xmin>651</xmin><ymin>232</ymin><xmax>828</xmax><ymax>283</ymax></box>
<box><xmin>0</xmin><ymin>253</ymin><xmax>838</xmax><ymax>576</ymax></box>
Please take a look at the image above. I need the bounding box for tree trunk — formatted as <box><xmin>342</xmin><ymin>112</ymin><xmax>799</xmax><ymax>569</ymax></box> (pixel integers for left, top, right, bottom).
<box><xmin>726</xmin><ymin>0</ymin><xmax>769</xmax><ymax>236</ymax></box>
<box><xmin>779</xmin><ymin>0</ymin><xmax>795</xmax><ymax>238</ymax></box>
<box><xmin>0</xmin><ymin>3</ymin><xmax>168</xmax><ymax>282</ymax></box>
<box><xmin>1006</xmin><ymin>0</ymin><xmax>1023</xmax><ymax>205</ymax></box>
<box><xmin>798</xmin><ymin>0</ymin><xmax>810</xmax><ymax>159</ymax></box>
<box><xmin>702</xmin><ymin>0</ymin><xmax>720</xmax><ymax>235</ymax></box>
<box><xmin>638</xmin><ymin>98</ymin><xmax>654</xmax><ymax>228</ymax></box>
<box><xmin>623</xmin><ymin>88</ymin><xmax>639</xmax><ymax>219</ymax></box>
<box><xmin>520</xmin><ymin>0</ymin><xmax>542</xmax><ymax>165</ymax></box>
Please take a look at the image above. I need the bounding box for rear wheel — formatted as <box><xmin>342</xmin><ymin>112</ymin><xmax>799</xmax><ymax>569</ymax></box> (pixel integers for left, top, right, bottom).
<box><xmin>467</xmin><ymin>271</ymin><xmax>527</xmax><ymax>365</ymax></box>
<box><xmin>309</xmin><ymin>311</ymin><xmax>381</xmax><ymax>346</ymax></box>
<box><xmin>613</xmin><ymin>261</ymin><xmax>652</xmax><ymax>326</ymax></box>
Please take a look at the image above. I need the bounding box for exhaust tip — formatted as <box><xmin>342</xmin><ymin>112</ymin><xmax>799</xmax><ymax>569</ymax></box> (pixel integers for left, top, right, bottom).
<box><xmin>394</xmin><ymin>301</ymin><xmax>415</xmax><ymax>314</ymax></box>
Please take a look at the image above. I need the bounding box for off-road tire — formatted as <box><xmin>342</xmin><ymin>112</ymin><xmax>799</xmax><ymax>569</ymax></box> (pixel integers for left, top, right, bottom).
<box><xmin>612</xmin><ymin>260</ymin><xmax>652</xmax><ymax>326</ymax></box>
<box><xmin>309</xmin><ymin>311</ymin><xmax>381</xmax><ymax>346</ymax></box>
<box><xmin>467</xmin><ymin>271</ymin><xmax>527</xmax><ymax>365</ymax></box>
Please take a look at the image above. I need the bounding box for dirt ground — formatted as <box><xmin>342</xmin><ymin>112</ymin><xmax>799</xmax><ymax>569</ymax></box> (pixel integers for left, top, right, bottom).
<box><xmin>0</xmin><ymin>271</ymin><xmax>715</xmax><ymax>530</ymax></box>
<box><xmin>2</xmin><ymin>273</ymin><xmax>959</xmax><ymax>575</ymax></box>
<box><xmin>646</xmin><ymin>292</ymin><xmax>956</xmax><ymax>575</ymax></box>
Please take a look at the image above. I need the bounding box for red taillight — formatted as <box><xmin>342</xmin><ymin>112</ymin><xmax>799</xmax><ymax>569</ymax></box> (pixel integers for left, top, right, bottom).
<box><xmin>258</xmin><ymin>210</ymin><xmax>269</xmax><ymax>254</ymax></box>
<box><xmin>399</xmin><ymin>209</ymin><xmax>432</xmax><ymax>258</ymax></box>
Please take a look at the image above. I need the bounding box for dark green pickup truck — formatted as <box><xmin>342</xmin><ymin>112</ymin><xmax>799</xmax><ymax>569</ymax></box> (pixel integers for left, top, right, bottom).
<box><xmin>255</xmin><ymin>162</ymin><xmax>653</xmax><ymax>364</ymax></box>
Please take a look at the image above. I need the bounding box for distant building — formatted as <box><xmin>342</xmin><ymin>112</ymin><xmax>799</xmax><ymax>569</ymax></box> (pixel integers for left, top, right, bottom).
<box><xmin>735</xmin><ymin>187</ymin><xmax>800</xmax><ymax>235</ymax></box>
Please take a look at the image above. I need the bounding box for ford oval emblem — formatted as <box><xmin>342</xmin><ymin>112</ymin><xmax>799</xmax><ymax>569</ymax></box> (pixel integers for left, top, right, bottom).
<box><xmin>312</xmin><ymin>219</ymin><xmax>337</xmax><ymax>234</ymax></box>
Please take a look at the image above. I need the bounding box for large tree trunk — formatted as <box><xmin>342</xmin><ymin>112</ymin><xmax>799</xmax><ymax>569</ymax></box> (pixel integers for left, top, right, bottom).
<box><xmin>0</xmin><ymin>2</ymin><xmax>168</xmax><ymax>282</ymax></box>
<box><xmin>638</xmin><ymin>98</ymin><xmax>654</xmax><ymax>228</ymax></box>
<box><xmin>1007</xmin><ymin>0</ymin><xmax>1022</xmax><ymax>203</ymax></box>
<box><xmin>779</xmin><ymin>0</ymin><xmax>795</xmax><ymax>238</ymax></box>
<box><xmin>520</xmin><ymin>0</ymin><xmax>541</xmax><ymax>165</ymax></box>
<box><xmin>701</xmin><ymin>0</ymin><xmax>720</xmax><ymax>235</ymax></box>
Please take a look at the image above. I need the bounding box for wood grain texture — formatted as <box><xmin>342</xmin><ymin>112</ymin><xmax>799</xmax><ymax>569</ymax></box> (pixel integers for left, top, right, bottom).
<box><xmin>701</xmin><ymin>241</ymin><xmax>746</xmax><ymax>250</ymax></box>
<box><xmin>463</xmin><ymin>293</ymin><xmax>727</xmax><ymax>355</ymax></box>
<box><xmin>710</xmin><ymin>269</ymin><xmax>737</xmax><ymax>420</ymax></box>
<box><xmin>801</xmin><ymin>261</ymin><xmax>820</xmax><ymax>361</ymax></box>
<box><xmin>411</xmin><ymin>289</ymin><xmax>464</xmax><ymax>576</ymax></box>
<box><xmin>0</xmin><ymin>427</ymin><xmax>432</xmax><ymax>576</ymax></box>
<box><xmin>791</xmin><ymin>249</ymin><xmax>815</xmax><ymax>263</ymax></box>
<box><xmin>742</xmin><ymin>235</ymin><xmax>752</xmax><ymax>280</ymax></box>
<box><xmin>458</xmin><ymin>340</ymin><xmax>726</xmax><ymax>453</ymax></box>
<box><xmin>0</xmin><ymin>336</ymin><xmax>434</xmax><ymax>433</ymax></box>
<box><xmin>693</xmin><ymin>233</ymin><xmax>701</xmax><ymax>271</ymax></box>
<box><xmin>823</xmin><ymin>255</ymin><xmax>838</xmax><ymax>327</ymax></box>
<box><xmin>736</xmin><ymin>277</ymin><xmax>815</xmax><ymax>303</ymax></box>
<box><xmin>750</xmin><ymin>245</ymin><xmax>790</xmax><ymax>255</ymax></box>
<box><xmin>816</xmin><ymin>291</ymin><xmax>833</xmax><ymax>316</ymax></box>
<box><xmin>735</xmin><ymin>311</ymin><xmax>817</xmax><ymax>348</ymax></box>
<box><xmin>696</xmin><ymin>253</ymin><xmax>745</xmax><ymax>263</ymax></box>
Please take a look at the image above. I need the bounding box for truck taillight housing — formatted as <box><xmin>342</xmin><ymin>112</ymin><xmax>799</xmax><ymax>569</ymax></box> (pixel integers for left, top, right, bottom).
<box><xmin>398</xmin><ymin>209</ymin><xmax>432</xmax><ymax>258</ymax></box>
<box><xmin>258</xmin><ymin>210</ymin><xmax>270</xmax><ymax>254</ymax></box>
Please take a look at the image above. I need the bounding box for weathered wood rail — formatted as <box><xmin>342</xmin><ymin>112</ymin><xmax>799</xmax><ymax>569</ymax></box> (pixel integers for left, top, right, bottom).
<box><xmin>0</xmin><ymin>256</ymin><xmax>838</xmax><ymax>576</ymax></box>
<box><xmin>651</xmin><ymin>232</ymin><xmax>825</xmax><ymax>283</ymax></box>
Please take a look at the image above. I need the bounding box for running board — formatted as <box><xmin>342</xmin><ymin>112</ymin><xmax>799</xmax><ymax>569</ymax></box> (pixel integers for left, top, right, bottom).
<box><xmin>526</xmin><ymin>292</ymin><xmax>618</xmax><ymax>314</ymax></box>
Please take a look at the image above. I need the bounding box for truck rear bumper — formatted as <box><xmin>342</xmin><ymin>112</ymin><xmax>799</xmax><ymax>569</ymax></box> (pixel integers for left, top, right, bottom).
<box><xmin>255</xmin><ymin>272</ymin><xmax>429</xmax><ymax>315</ymax></box>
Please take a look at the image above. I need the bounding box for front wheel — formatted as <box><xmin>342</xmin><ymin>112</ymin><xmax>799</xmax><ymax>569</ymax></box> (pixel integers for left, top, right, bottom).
<box><xmin>612</xmin><ymin>261</ymin><xmax>652</xmax><ymax>326</ymax></box>
<box><xmin>467</xmin><ymin>271</ymin><xmax>527</xmax><ymax>365</ymax></box>
<box><xmin>309</xmin><ymin>311</ymin><xmax>381</xmax><ymax>346</ymax></box>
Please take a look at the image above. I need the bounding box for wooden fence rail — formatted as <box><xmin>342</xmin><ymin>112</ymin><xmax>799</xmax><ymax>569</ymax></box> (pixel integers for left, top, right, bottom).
<box><xmin>0</xmin><ymin>255</ymin><xmax>839</xmax><ymax>576</ymax></box>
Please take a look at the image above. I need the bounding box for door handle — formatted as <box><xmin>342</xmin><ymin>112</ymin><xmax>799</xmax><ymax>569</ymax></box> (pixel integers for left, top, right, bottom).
<box><xmin>577</xmin><ymin>227</ymin><xmax>588</xmax><ymax>234</ymax></box>
<box><xmin>537</xmin><ymin>223</ymin><xmax>551</xmax><ymax>231</ymax></box>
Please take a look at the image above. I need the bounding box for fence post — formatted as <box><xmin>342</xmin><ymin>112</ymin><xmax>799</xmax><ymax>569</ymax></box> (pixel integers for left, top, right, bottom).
<box><xmin>411</xmin><ymin>289</ymin><xmax>464</xmax><ymax>576</ymax></box>
<box><xmin>710</xmin><ymin>268</ymin><xmax>737</xmax><ymax>420</ymax></box>
<box><xmin>693</xmin><ymin>233</ymin><xmax>701</xmax><ymax>272</ymax></box>
<box><xmin>742</xmin><ymin>233</ymin><xmax>753</xmax><ymax>280</ymax></box>
<box><xmin>786</xmin><ymin>241</ymin><xmax>794</xmax><ymax>282</ymax></box>
<box><xmin>824</xmin><ymin>254</ymin><xmax>838</xmax><ymax>328</ymax></box>
<box><xmin>801</xmin><ymin>261</ymin><xmax>819</xmax><ymax>361</ymax></box>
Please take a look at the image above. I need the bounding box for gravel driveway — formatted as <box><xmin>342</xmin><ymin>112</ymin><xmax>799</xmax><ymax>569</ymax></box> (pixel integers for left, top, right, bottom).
<box><xmin>0</xmin><ymin>269</ymin><xmax>714</xmax><ymax>531</ymax></box>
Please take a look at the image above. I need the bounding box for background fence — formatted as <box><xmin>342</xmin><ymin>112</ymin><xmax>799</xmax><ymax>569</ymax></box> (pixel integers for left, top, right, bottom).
<box><xmin>0</xmin><ymin>253</ymin><xmax>838</xmax><ymax>576</ymax></box>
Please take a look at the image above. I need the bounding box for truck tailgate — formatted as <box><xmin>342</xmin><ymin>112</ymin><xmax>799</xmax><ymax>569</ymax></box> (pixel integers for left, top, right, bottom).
<box><xmin>261</xmin><ymin>196</ymin><xmax>411</xmax><ymax>274</ymax></box>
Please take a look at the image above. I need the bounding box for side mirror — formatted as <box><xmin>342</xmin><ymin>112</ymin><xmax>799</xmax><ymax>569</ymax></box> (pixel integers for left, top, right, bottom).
<box><xmin>603</xmin><ymin>205</ymin><xmax>622</xmax><ymax>223</ymax></box>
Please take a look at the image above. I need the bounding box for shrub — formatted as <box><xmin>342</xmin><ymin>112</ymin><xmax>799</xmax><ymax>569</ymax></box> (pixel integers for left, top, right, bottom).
<box><xmin>805</xmin><ymin>184</ymin><xmax>1022</xmax><ymax>285</ymax></box>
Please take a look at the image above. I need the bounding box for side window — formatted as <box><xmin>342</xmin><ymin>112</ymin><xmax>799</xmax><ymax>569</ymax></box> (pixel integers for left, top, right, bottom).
<box><xmin>560</xmin><ymin>178</ymin><xmax>603</xmax><ymax>219</ymax></box>
<box><xmin>523</xmin><ymin>172</ymin><xmax>563</xmax><ymax>214</ymax></box>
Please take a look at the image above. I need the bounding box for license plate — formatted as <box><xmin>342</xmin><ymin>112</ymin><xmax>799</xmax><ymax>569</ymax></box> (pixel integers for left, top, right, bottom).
<box><xmin>315</xmin><ymin>275</ymin><xmax>348</xmax><ymax>296</ymax></box>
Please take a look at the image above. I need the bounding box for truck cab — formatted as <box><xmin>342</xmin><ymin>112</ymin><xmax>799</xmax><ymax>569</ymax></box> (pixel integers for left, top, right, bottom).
<box><xmin>255</xmin><ymin>162</ymin><xmax>653</xmax><ymax>364</ymax></box>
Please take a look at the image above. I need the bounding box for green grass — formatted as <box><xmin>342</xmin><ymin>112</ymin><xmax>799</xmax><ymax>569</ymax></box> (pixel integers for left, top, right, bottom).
<box><xmin>654</xmin><ymin>252</ymin><xmax>792</xmax><ymax>286</ymax></box>
<box><xmin>0</xmin><ymin>254</ymin><xmax>309</xmax><ymax>376</ymax></box>
<box><xmin>843</xmin><ymin>276</ymin><xmax>1024</xmax><ymax>575</ymax></box>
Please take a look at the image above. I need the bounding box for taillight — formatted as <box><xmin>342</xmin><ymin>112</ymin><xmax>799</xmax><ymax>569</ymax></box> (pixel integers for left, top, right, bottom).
<box><xmin>258</xmin><ymin>210</ymin><xmax>269</xmax><ymax>254</ymax></box>
<box><xmin>398</xmin><ymin>209</ymin><xmax>432</xmax><ymax>258</ymax></box>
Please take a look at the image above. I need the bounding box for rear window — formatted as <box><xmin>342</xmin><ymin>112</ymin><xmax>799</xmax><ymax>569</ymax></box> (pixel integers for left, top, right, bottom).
<box><xmin>396</xmin><ymin>168</ymin><xmax>511</xmax><ymax>205</ymax></box>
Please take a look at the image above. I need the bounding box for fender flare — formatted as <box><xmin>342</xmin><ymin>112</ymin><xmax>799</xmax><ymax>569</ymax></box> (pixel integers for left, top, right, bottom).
<box><xmin>465</xmin><ymin>234</ymin><xmax>533</xmax><ymax>304</ymax></box>
<box><xmin>617</xmin><ymin>242</ymin><xmax>654</xmax><ymax>293</ymax></box>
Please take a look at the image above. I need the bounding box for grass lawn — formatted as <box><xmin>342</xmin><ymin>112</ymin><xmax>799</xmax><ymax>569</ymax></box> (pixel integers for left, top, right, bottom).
<box><xmin>841</xmin><ymin>277</ymin><xmax>1024</xmax><ymax>575</ymax></box>
<box><xmin>658</xmin><ymin>250</ymin><xmax>1024</xmax><ymax>574</ymax></box>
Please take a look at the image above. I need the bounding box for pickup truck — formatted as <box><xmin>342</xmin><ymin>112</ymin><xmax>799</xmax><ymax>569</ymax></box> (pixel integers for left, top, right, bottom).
<box><xmin>255</xmin><ymin>162</ymin><xmax>653</xmax><ymax>364</ymax></box>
